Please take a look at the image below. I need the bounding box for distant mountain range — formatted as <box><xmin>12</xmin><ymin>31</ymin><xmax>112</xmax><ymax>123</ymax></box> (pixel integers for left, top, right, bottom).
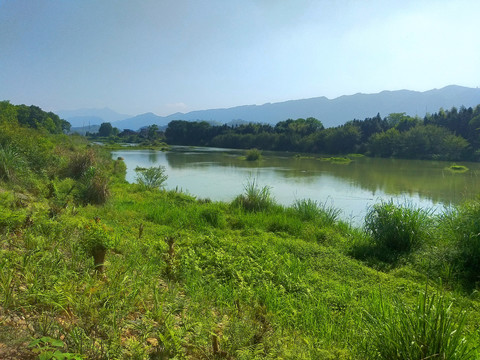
<box><xmin>61</xmin><ymin>85</ymin><xmax>480</xmax><ymax>131</ymax></box>
<box><xmin>57</xmin><ymin>107</ymin><xmax>131</xmax><ymax>127</ymax></box>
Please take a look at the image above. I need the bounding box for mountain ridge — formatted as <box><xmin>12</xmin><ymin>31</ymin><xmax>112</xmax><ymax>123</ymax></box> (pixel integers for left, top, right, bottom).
<box><xmin>62</xmin><ymin>85</ymin><xmax>480</xmax><ymax>130</ymax></box>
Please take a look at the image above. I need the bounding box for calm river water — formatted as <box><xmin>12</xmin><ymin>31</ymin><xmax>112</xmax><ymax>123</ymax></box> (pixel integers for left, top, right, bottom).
<box><xmin>112</xmin><ymin>146</ymin><xmax>480</xmax><ymax>225</ymax></box>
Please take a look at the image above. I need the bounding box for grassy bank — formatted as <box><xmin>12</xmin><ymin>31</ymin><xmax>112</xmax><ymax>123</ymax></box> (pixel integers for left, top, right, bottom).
<box><xmin>1</xmin><ymin>126</ymin><xmax>480</xmax><ymax>358</ymax></box>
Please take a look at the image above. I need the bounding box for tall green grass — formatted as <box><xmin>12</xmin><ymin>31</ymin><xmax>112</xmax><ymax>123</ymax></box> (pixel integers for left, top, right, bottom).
<box><xmin>364</xmin><ymin>289</ymin><xmax>476</xmax><ymax>359</ymax></box>
<box><xmin>364</xmin><ymin>200</ymin><xmax>433</xmax><ymax>253</ymax></box>
<box><xmin>232</xmin><ymin>178</ymin><xmax>275</xmax><ymax>212</ymax></box>
<box><xmin>293</xmin><ymin>198</ymin><xmax>341</xmax><ymax>225</ymax></box>
<box><xmin>440</xmin><ymin>199</ymin><xmax>480</xmax><ymax>284</ymax></box>
<box><xmin>2</xmin><ymin>122</ymin><xmax>480</xmax><ymax>358</ymax></box>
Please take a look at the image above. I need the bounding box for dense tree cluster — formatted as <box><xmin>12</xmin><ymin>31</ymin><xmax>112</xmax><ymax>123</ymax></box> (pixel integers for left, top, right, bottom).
<box><xmin>164</xmin><ymin>105</ymin><xmax>480</xmax><ymax>161</ymax></box>
<box><xmin>0</xmin><ymin>101</ymin><xmax>70</xmax><ymax>134</ymax></box>
<box><xmin>88</xmin><ymin>123</ymin><xmax>165</xmax><ymax>145</ymax></box>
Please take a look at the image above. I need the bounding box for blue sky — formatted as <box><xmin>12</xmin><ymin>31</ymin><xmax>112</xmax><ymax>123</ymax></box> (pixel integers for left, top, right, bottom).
<box><xmin>1</xmin><ymin>0</ymin><xmax>479</xmax><ymax>116</ymax></box>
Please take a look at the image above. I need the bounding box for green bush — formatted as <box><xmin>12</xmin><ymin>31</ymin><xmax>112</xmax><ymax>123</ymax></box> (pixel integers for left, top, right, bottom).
<box><xmin>232</xmin><ymin>178</ymin><xmax>275</xmax><ymax>212</ymax></box>
<box><xmin>364</xmin><ymin>201</ymin><xmax>432</xmax><ymax>253</ymax></box>
<box><xmin>135</xmin><ymin>165</ymin><xmax>168</xmax><ymax>190</ymax></box>
<box><xmin>364</xmin><ymin>290</ymin><xmax>475</xmax><ymax>360</ymax></box>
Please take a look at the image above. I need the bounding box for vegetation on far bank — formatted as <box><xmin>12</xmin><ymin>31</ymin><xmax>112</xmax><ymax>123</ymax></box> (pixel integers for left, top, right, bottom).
<box><xmin>1</xmin><ymin>102</ymin><xmax>480</xmax><ymax>359</ymax></box>
<box><xmin>163</xmin><ymin>105</ymin><xmax>480</xmax><ymax>161</ymax></box>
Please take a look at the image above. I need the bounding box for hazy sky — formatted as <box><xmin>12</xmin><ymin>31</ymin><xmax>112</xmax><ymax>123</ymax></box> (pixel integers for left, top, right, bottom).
<box><xmin>1</xmin><ymin>0</ymin><xmax>479</xmax><ymax>116</ymax></box>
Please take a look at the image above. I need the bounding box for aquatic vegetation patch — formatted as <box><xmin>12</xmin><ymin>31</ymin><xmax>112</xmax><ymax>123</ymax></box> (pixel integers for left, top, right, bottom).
<box><xmin>294</xmin><ymin>154</ymin><xmax>317</xmax><ymax>159</ymax></box>
<box><xmin>320</xmin><ymin>156</ymin><xmax>352</xmax><ymax>164</ymax></box>
<box><xmin>245</xmin><ymin>148</ymin><xmax>262</xmax><ymax>161</ymax></box>
<box><xmin>446</xmin><ymin>164</ymin><xmax>469</xmax><ymax>173</ymax></box>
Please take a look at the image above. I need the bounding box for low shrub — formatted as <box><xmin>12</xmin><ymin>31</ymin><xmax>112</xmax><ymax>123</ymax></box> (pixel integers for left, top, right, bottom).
<box><xmin>364</xmin><ymin>289</ymin><xmax>475</xmax><ymax>360</ymax></box>
<box><xmin>135</xmin><ymin>165</ymin><xmax>168</xmax><ymax>190</ymax></box>
<box><xmin>364</xmin><ymin>201</ymin><xmax>432</xmax><ymax>253</ymax></box>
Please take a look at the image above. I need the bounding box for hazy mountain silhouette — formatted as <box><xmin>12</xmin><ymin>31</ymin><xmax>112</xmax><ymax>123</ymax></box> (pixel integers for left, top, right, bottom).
<box><xmin>63</xmin><ymin>85</ymin><xmax>480</xmax><ymax>130</ymax></box>
<box><xmin>57</xmin><ymin>107</ymin><xmax>131</xmax><ymax>127</ymax></box>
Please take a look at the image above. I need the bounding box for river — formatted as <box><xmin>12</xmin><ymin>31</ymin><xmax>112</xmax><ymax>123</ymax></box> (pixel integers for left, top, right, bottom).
<box><xmin>111</xmin><ymin>146</ymin><xmax>480</xmax><ymax>225</ymax></box>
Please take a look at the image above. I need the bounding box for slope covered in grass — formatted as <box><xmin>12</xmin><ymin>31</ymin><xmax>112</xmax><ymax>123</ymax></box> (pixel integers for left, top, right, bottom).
<box><xmin>0</xmin><ymin>112</ymin><xmax>479</xmax><ymax>358</ymax></box>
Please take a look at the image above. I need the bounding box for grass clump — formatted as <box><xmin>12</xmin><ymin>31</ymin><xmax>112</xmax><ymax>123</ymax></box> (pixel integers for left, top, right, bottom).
<box><xmin>245</xmin><ymin>148</ymin><xmax>262</xmax><ymax>161</ymax></box>
<box><xmin>364</xmin><ymin>289</ymin><xmax>476</xmax><ymax>360</ymax></box>
<box><xmin>364</xmin><ymin>201</ymin><xmax>432</xmax><ymax>255</ymax></box>
<box><xmin>441</xmin><ymin>199</ymin><xmax>480</xmax><ymax>284</ymax></box>
<box><xmin>293</xmin><ymin>198</ymin><xmax>341</xmax><ymax>225</ymax></box>
<box><xmin>232</xmin><ymin>178</ymin><xmax>275</xmax><ymax>212</ymax></box>
<box><xmin>135</xmin><ymin>165</ymin><xmax>168</xmax><ymax>190</ymax></box>
<box><xmin>66</xmin><ymin>149</ymin><xmax>97</xmax><ymax>179</ymax></box>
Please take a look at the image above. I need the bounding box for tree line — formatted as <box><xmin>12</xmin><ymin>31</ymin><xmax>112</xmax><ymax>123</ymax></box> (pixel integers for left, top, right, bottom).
<box><xmin>4</xmin><ymin>99</ymin><xmax>478</xmax><ymax>161</ymax></box>
<box><xmin>163</xmin><ymin>105</ymin><xmax>480</xmax><ymax>161</ymax></box>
